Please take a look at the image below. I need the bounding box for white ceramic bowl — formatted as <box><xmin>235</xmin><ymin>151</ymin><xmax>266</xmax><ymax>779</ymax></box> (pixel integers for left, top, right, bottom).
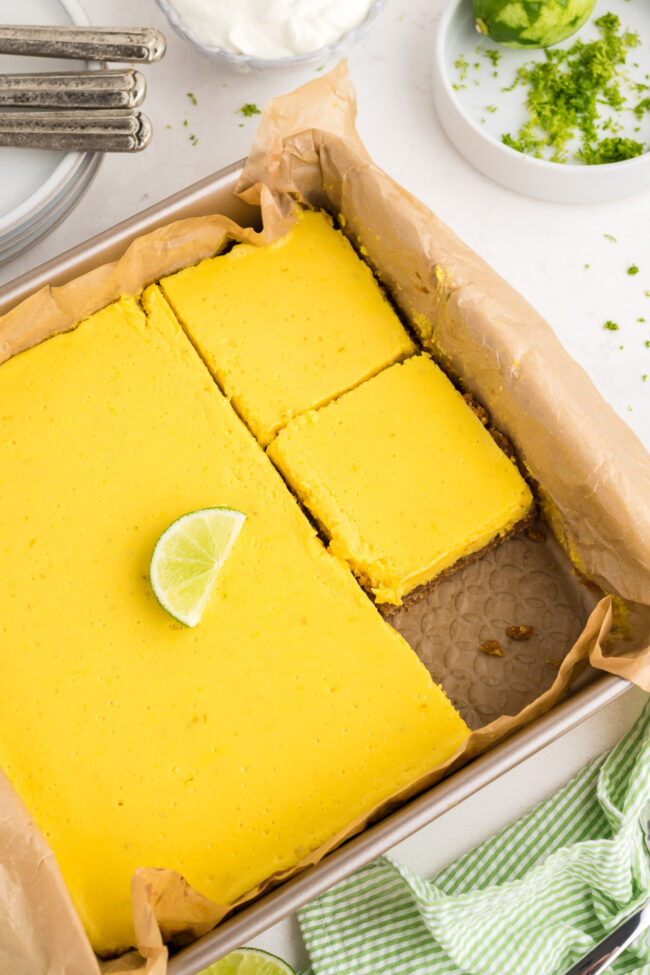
<box><xmin>155</xmin><ymin>0</ymin><xmax>387</xmax><ymax>72</ymax></box>
<box><xmin>0</xmin><ymin>0</ymin><xmax>101</xmax><ymax>265</ymax></box>
<box><xmin>432</xmin><ymin>0</ymin><xmax>650</xmax><ymax>203</ymax></box>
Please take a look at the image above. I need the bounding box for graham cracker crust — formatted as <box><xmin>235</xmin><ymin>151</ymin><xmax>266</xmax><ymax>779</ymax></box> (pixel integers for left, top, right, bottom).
<box><xmin>378</xmin><ymin>504</ymin><xmax>537</xmax><ymax>618</ymax></box>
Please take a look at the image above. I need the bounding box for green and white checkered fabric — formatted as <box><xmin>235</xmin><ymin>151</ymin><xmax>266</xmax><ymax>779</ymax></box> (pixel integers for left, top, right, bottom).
<box><xmin>298</xmin><ymin>700</ymin><xmax>650</xmax><ymax>975</ymax></box>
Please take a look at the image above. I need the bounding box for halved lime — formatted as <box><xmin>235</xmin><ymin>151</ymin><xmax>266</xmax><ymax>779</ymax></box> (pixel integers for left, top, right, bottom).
<box><xmin>149</xmin><ymin>507</ymin><xmax>246</xmax><ymax>627</ymax></box>
<box><xmin>199</xmin><ymin>947</ymin><xmax>295</xmax><ymax>975</ymax></box>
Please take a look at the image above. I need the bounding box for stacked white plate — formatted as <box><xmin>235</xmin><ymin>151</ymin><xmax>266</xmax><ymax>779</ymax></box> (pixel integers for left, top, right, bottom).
<box><xmin>0</xmin><ymin>0</ymin><xmax>101</xmax><ymax>264</ymax></box>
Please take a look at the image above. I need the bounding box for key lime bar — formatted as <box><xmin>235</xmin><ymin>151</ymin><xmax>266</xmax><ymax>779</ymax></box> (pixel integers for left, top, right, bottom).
<box><xmin>160</xmin><ymin>208</ymin><xmax>415</xmax><ymax>446</ymax></box>
<box><xmin>268</xmin><ymin>355</ymin><xmax>534</xmax><ymax>606</ymax></box>
<box><xmin>0</xmin><ymin>289</ymin><xmax>468</xmax><ymax>956</ymax></box>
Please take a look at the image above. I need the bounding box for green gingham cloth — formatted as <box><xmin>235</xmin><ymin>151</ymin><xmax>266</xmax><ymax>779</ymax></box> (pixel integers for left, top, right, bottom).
<box><xmin>297</xmin><ymin>700</ymin><xmax>650</xmax><ymax>975</ymax></box>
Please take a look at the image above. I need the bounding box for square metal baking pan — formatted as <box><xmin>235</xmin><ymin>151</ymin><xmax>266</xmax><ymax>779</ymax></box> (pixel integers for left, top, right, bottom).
<box><xmin>0</xmin><ymin>160</ymin><xmax>630</xmax><ymax>975</ymax></box>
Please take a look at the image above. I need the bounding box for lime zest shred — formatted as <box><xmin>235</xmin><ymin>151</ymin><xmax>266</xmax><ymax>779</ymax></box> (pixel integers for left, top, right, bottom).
<box><xmin>454</xmin><ymin>55</ymin><xmax>469</xmax><ymax>79</ymax></box>
<box><xmin>476</xmin><ymin>45</ymin><xmax>501</xmax><ymax>70</ymax></box>
<box><xmin>578</xmin><ymin>137</ymin><xmax>646</xmax><ymax>164</ymax></box>
<box><xmin>238</xmin><ymin>103</ymin><xmax>261</xmax><ymax>118</ymax></box>
<box><xmin>500</xmin><ymin>13</ymin><xmax>649</xmax><ymax>165</ymax></box>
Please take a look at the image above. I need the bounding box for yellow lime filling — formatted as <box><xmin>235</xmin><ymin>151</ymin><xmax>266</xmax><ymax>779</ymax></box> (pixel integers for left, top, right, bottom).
<box><xmin>268</xmin><ymin>355</ymin><xmax>534</xmax><ymax>605</ymax></box>
<box><xmin>0</xmin><ymin>288</ymin><xmax>468</xmax><ymax>956</ymax></box>
<box><xmin>160</xmin><ymin>209</ymin><xmax>415</xmax><ymax>446</ymax></box>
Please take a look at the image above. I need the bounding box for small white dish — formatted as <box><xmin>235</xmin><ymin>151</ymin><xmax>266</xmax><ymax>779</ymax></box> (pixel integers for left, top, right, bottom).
<box><xmin>432</xmin><ymin>0</ymin><xmax>650</xmax><ymax>203</ymax></box>
<box><xmin>155</xmin><ymin>0</ymin><xmax>387</xmax><ymax>72</ymax></box>
<box><xmin>0</xmin><ymin>0</ymin><xmax>102</xmax><ymax>265</ymax></box>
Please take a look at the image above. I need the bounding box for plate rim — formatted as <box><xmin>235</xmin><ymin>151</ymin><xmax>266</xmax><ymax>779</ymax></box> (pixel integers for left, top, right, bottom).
<box><xmin>0</xmin><ymin>0</ymin><xmax>94</xmax><ymax>237</ymax></box>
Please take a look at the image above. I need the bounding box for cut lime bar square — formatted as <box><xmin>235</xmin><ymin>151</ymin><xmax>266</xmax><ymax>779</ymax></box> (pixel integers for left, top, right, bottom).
<box><xmin>268</xmin><ymin>354</ymin><xmax>534</xmax><ymax>605</ymax></box>
<box><xmin>161</xmin><ymin>208</ymin><xmax>415</xmax><ymax>446</ymax></box>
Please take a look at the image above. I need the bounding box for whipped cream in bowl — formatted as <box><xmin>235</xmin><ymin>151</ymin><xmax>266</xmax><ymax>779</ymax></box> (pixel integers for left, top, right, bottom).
<box><xmin>156</xmin><ymin>0</ymin><xmax>386</xmax><ymax>70</ymax></box>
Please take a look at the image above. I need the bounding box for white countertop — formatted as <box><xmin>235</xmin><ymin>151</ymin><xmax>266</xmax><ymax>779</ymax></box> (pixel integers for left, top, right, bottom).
<box><xmin>2</xmin><ymin>1</ymin><xmax>649</xmax><ymax>969</ymax></box>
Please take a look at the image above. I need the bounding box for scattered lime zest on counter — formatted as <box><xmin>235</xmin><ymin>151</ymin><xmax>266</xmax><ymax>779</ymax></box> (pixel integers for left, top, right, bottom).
<box><xmin>189</xmin><ymin>133</ymin><xmax>199</xmax><ymax>146</ymax></box>
<box><xmin>238</xmin><ymin>103</ymin><xmax>261</xmax><ymax>117</ymax></box>
<box><xmin>165</xmin><ymin>124</ymin><xmax>172</xmax><ymax>130</ymax></box>
<box><xmin>603</xmin><ymin>320</ymin><xmax>619</xmax><ymax>330</ymax></box>
<box><xmin>619</xmin><ymin>345</ymin><xmax>624</xmax><ymax>349</ymax></box>
<box><xmin>639</xmin><ymin>317</ymin><xmax>646</xmax><ymax>323</ymax></box>
<box><xmin>604</xmin><ymin>233</ymin><xmax>618</xmax><ymax>242</ymax></box>
<box><xmin>183</xmin><ymin>118</ymin><xmax>188</xmax><ymax>127</ymax></box>
<box><xmin>645</xmin><ymin>340</ymin><xmax>650</xmax><ymax>347</ymax></box>
<box><xmin>485</xmin><ymin>104</ymin><xmax>498</xmax><ymax>113</ymax></box>
<box><xmin>627</xmin><ymin>264</ymin><xmax>640</xmax><ymax>275</ymax></box>
<box><xmin>584</xmin><ymin>263</ymin><xmax>590</xmax><ymax>269</ymax></box>
<box><xmin>646</xmin><ymin>291</ymin><xmax>650</xmax><ymax>297</ymax></box>
<box><xmin>499</xmin><ymin>13</ymin><xmax>649</xmax><ymax>165</ymax></box>
<box><xmin>643</xmin><ymin>375</ymin><xmax>648</xmax><ymax>382</ymax></box>
<box><xmin>187</xmin><ymin>92</ymin><xmax>197</xmax><ymax>106</ymax></box>
<box><xmin>316</xmin><ymin>65</ymin><xmax>325</xmax><ymax>71</ymax></box>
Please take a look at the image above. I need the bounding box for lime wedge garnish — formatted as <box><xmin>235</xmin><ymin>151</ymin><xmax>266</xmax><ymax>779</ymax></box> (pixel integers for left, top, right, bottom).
<box><xmin>199</xmin><ymin>948</ymin><xmax>295</xmax><ymax>975</ymax></box>
<box><xmin>149</xmin><ymin>507</ymin><xmax>246</xmax><ymax>627</ymax></box>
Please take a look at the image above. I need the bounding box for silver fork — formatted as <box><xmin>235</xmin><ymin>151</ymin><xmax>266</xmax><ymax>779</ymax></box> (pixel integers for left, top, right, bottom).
<box><xmin>0</xmin><ymin>108</ymin><xmax>152</xmax><ymax>151</ymax></box>
<box><xmin>563</xmin><ymin>899</ymin><xmax>650</xmax><ymax>974</ymax></box>
<box><xmin>0</xmin><ymin>25</ymin><xmax>166</xmax><ymax>62</ymax></box>
<box><xmin>0</xmin><ymin>69</ymin><xmax>146</xmax><ymax>108</ymax></box>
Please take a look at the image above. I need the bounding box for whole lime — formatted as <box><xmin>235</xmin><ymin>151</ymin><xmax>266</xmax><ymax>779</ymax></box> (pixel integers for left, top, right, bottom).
<box><xmin>474</xmin><ymin>0</ymin><xmax>597</xmax><ymax>48</ymax></box>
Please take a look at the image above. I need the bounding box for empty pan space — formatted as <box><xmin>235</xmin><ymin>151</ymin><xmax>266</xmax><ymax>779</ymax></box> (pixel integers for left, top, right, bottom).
<box><xmin>390</xmin><ymin>519</ymin><xmax>601</xmax><ymax>730</ymax></box>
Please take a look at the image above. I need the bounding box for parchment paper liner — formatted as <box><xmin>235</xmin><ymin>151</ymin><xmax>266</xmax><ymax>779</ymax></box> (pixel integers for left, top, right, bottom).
<box><xmin>0</xmin><ymin>63</ymin><xmax>648</xmax><ymax>975</ymax></box>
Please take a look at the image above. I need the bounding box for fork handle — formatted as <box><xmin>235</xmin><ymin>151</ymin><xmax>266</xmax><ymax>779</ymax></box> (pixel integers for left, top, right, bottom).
<box><xmin>0</xmin><ymin>26</ymin><xmax>166</xmax><ymax>62</ymax></box>
<box><xmin>562</xmin><ymin>902</ymin><xmax>650</xmax><ymax>975</ymax></box>
<box><xmin>0</xmin><ymin>109</ymin><xmax>153</xmax><ymax>152</ymax></box>
<box><xmin>0</xmin><ymin>69</ymin><xmax>146</xmax><ymax>108</ymax></box>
